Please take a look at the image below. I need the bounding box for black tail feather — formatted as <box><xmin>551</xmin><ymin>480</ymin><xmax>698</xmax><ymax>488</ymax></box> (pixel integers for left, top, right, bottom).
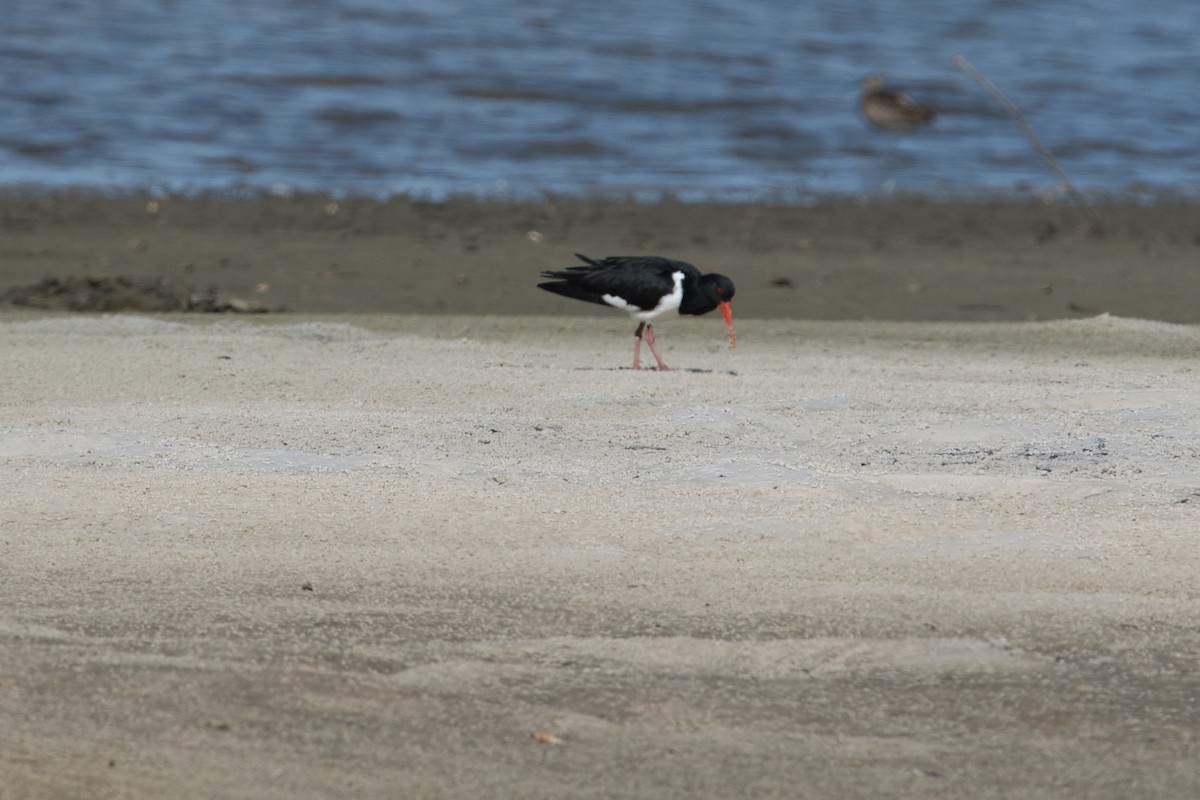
<box><xmin>537</xmin><ymin>279</ymin><xmax>608</xmax><ymax>306</ymax></box>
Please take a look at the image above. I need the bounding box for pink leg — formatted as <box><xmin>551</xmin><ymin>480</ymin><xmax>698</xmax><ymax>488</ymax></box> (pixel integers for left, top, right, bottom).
<box><xmin>632</xmin><ymin>322</ymin><xmax>645</xmax><ymax>370</ymax></box>
<box><xmin>644</xmin><ymin>323</ymin><xmax>671</xmax><ymax>371</ymax></box>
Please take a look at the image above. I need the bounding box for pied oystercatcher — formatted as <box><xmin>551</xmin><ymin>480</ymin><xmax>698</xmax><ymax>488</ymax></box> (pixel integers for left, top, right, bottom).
<box><xmin>859</xmin><ymin>74</ymin><xmax>936</xmax><ymax>131</ymax></box>
<box><xmin>538</xmin><ymin>253</ymin><xmax>736</xmax><ymax>371</ymax></box>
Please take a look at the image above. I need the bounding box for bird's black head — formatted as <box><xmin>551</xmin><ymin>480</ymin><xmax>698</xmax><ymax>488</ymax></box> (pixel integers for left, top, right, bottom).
<box><xmin>686</xmin><ymin>273</ymin><xmax>734</xmax><ymax>315</ymax></box>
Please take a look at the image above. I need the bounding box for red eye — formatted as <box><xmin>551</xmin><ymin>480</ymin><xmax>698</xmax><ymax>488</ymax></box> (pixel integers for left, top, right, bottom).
<box><xmin>716</xmin><ymin>287</ymin><xmax>725</xmax><ymax>295</ymax></box>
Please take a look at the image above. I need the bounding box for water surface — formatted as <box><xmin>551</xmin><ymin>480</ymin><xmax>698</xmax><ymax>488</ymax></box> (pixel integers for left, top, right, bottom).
<box><xmin>3</xmin><ymin>1</ymin><xmax>1198</xmax><ymax>199</ymax></box>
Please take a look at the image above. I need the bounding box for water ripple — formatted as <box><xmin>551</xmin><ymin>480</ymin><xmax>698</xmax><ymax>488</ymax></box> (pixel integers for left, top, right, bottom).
<box><xmin>1</xmin><ymin>0</ymin><xmax>1197</xmax><ymax>200</ymax></box>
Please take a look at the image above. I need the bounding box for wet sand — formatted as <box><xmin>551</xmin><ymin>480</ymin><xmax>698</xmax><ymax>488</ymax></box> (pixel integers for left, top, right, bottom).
<box><xmin>2</xmin><ymin>192</ymin><xmax>1200</xmax><ymax>321</ymax></box>
<box><xmin>2</xmin><ymin>196</ymin><xmax>1199</xmax><ymax>799</ymax></box>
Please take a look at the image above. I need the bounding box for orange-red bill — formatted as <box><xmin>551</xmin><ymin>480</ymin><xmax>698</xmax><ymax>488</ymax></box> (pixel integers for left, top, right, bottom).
<box><xmin>719</xmin><ymin>301</ymin><xmax>736</xmax><ymax>349</ymax></box>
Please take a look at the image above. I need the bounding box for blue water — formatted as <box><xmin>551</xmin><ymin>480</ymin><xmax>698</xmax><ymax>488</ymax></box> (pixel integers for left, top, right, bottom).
<box><xmin>3</xmin><ymin>0</ymin><xmax>1198</xmax><ymax>200</ymax></box>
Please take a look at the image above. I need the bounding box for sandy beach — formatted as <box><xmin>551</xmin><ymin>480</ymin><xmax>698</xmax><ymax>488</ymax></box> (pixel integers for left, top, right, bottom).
<box><xmin>1</xmin><ymin>196</ymin><xmax>1199</xmax><ymax>798</ymax></box>
<box><xmin>2</xmin><ymin>309</ymin><xmax>1198</xmax><ymax>799</ymax></box>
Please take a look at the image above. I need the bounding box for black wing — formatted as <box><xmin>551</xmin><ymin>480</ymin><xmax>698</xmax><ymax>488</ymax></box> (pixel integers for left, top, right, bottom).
<box><xmin>539</xmin><ymin>254</ymin><xmax>697</xmax><ymax>310</ymax></box>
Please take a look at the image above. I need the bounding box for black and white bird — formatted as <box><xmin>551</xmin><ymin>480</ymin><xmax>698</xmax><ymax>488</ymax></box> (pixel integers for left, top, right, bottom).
<box><xmin>859</xmin><ymin>74</ymin><xmax>936</xmax><ymax>131</ymax></box>
<box><xmin>538</xmin><ymin>253</ymin><xmax>736</xmax><ymax>371</ymax></box>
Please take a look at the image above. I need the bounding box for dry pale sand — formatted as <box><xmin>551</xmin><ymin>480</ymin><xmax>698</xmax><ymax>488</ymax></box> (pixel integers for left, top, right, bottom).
<box><xmin>2</xmin><ymin>311</ymin><xmax>1198</xmax><ymax>799</ymax></box>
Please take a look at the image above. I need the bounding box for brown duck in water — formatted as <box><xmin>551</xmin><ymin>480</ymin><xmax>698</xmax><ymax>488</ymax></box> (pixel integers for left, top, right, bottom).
<box><xmin>859</xmin><ymin>74</ymin><xmax>936</xmax><ymax>131</ymax></box>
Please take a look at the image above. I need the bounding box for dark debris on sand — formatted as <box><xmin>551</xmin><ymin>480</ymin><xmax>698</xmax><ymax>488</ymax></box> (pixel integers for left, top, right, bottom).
<box><xmin>0</xmin><ymin>276</ymin><xmax>283</xmax><ymax>313</ymax></box>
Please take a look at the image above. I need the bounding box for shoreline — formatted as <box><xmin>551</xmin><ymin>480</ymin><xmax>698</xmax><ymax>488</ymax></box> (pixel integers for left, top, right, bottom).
<box><xmin>3</xmin><ymin>179</ymin><xmax>1199</xmax><ymax>206</ymax></box>
<box><xmin>3</xmin><ymin>192</ymin><xmax>1200</xmax><ymax>321</ymax></box>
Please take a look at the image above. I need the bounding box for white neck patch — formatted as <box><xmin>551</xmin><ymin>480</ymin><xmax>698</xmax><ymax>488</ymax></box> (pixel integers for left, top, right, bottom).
<box><xmin>601</xmin><ymin>270</ymin><xmax>685</xmax><ymax>322</ymax></box>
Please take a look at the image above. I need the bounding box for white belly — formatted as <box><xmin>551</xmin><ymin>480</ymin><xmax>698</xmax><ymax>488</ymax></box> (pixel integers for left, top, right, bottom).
<box><xmin>600</xmin><ymin>270</ymin><xmax>684</xmax><ymax>322</ymax></box>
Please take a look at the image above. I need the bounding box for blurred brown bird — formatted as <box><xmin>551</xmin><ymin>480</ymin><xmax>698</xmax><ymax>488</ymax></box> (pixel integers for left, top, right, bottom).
<box><xmin>859</xmin><ymin>74</ymin><xmax>936</xmax><ymax>131</ymax></box>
